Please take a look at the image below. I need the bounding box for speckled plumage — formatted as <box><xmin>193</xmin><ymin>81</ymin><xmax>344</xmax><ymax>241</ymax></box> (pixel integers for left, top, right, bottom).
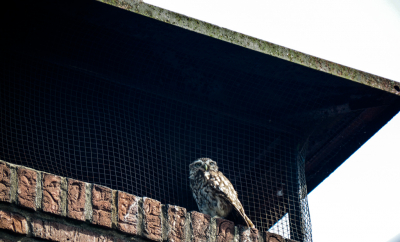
<box><xmin>189</xmin><ymin>158</ymin><xmax>254</xmax><ymax>228</ymax></box>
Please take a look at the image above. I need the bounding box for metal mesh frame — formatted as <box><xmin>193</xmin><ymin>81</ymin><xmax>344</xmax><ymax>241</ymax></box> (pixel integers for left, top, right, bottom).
<box><xmin>0</xmin><ymin>3</ymin><xmax>318</xmax><ymax>238</ymax></box>
<box><xmin>0</xmin><ymin>67</ymin><xmax>311</xmax><ymax>241</ymax></box>
<box><xmin>3</xmin><ymin>2</ymin><xmax>400</xmax><ymax>241</ymax></box>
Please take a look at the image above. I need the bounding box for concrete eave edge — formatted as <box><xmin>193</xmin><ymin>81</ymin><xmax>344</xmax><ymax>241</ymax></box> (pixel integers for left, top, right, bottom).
<box><xmin>100</xmin><ymin>0</ymin><xmax>400</xmax><ymax>96</ymax></box>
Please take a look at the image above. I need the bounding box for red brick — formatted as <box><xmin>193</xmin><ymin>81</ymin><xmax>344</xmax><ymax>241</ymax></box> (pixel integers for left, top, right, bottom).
<box><xmin>0</xmin><ymin>210</ymin><xmax>28</xmax><ymax>234</ymax></box>
<box><xmin>239</xmin><ymin>226</ymin><xmax>259</xmax><ymax>242</ymax></box>
<box><xmin>32</xmin><ymin>219</ymin><xmax>114</xmax><ymax>242</ymax></box>
<box><xmin>116</xmin><ymin>239</ymin><xmax>129</xmax><ymax>242</ymax></box>
<box><xmin>167</xmin><ymin>205</ymin><xmax>186</xmax><ymax>242</ymax></box>
<box><xmin>0</xmin><ymin>162</ymin><xmax>11</xmax><ymax>202</ymax></box>
<box><xmin>143</xmin><ymin>197</ymin><xmax>162</xmax><ymax>241</ymax></box>
<box><xmin>265</xmin><ymin>232</ymin><xmax>284</xmax><ymax>242</ymax></box>
<box><xmin>250</xmin><ymin>228</ymin><xmax>259</xmax><ymax>242</ymax></box>
<box><xmin>42</xmin><ymin>173</ymin><xmax>62</xmax><ymax>215</ymax></box>
<box><xmin>216</xmin><ymin>218</ymin><xmax>235</xmax><ymax>242</ymax></box>
<box><xmin>0</xmin><ymin>239</ymin><xmax>13</xmax><ymax>242</ymax></box>
<box><xmin>17</xmin><ymin>168</ymin><xmax>37</xmax><ymax>210</ymax></box>
<box><xmin>92</xmin><ymin>185</ymin><xmax>112</xmax><ymax>228</ymax></box>
<box><xmin>67</xmin><ymin>179</ymin><xmax>86</xmax><ymax>221</ymax></box>
<box><xmin>118</xmin><ymin>191</ymin><xmax>139</xmax><ymax>235</ymax></box>
<box><xmin>190</xmin><ymin>211</ymin><xmax>210</xmax><ymax>242</ymax></box>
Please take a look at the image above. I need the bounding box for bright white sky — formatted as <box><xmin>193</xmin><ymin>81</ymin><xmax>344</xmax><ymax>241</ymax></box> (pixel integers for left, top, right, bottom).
<box><xmin>143</xmin><ymin>0</ymin><xmax>400</xmax><ymax>241</ymax></box>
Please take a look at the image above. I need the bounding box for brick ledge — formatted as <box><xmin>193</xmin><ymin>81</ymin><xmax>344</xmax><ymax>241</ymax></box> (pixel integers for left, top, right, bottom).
<box><xmin>0</xmin><ymin>160</ymin><xmax>296</xmax><ymax>242</ymax></box>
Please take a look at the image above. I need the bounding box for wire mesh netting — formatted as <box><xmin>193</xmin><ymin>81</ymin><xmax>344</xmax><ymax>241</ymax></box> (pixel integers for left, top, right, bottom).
<box><xmin>4</xmin><ymin>1</ymin><xmax>391</xmax><ymax>240</ymax></box>
<box><xmin>2</xmin><ymin>1</ymin><xmax>399</xmax><ymax>240</ymax></box>
<box><xmin>1</xmin><ymin>59</ymin><xmax>312</xmax><ymax>241</ymax></box>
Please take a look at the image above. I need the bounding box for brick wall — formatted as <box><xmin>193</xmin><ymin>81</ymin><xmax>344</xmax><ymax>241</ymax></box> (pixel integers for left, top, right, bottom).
<box><xmin>0</xmin><ymin>160</ymin><xmax>296</xmax><ymax>242</ymax></box>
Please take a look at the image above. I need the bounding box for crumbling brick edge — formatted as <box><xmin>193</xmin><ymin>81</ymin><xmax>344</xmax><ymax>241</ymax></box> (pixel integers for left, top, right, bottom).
<box><xmin>0</xmin><ymin>160</ymin><xmax>297</xmax><ymax>242</ymax></box>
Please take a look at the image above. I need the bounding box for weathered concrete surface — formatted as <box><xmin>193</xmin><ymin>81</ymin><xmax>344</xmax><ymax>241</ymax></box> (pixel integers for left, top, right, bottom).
<box><xmin>100</xmin><ymin>0</ymin><xmax>400</xmax><ymax>96</ymax></box>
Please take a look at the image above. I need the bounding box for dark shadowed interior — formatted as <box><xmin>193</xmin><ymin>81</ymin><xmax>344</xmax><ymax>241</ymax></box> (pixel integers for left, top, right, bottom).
<box><xmin>1</xmin><ymin>1</ymin><xmax>400</xmax><ymax>241</ymax></box>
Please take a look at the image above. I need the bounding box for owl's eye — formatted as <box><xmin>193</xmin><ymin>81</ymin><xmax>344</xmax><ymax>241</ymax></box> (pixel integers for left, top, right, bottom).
<box><xmin>210</xmin><ymin>161</ymin><xmax>216</xmax><ymax>166</ymax></box>
<box><xmin>195</xmin><ymin>163</ymin><xmax>202</xmax><ymax>167</ymax></box>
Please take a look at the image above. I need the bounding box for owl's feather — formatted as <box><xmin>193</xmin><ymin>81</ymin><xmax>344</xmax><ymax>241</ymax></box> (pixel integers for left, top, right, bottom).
<box><xmin>189</xmin><ymin>158</ymin><xmax>254</xmax><ymax>228</ymax></box>
<box><xmin>208</xmin><ymin>170</ymin><xmax>254</xmax><ymax>228</ymax></box>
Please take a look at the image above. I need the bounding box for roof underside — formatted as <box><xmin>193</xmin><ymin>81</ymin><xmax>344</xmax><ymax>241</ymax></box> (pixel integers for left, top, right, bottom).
<box><xmin>2</xmin><ymin>0</ymin><xmax>400</xmax><ymax>192</ymax></box>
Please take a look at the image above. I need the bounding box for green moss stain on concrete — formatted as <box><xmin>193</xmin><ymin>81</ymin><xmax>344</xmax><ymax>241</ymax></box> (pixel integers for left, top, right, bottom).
<box><xmin>99</xmin><ymin>0</ymin><xmax>400</xmax><ymax>95</ymax></box>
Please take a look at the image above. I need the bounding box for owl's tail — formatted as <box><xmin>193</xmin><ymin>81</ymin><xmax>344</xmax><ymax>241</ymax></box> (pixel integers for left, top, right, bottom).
<box><xmin>243</xmin><ymin>214</ymin><xmax>255</xmax><ymax>228</ymax></box>
<box><xmin>230</xmin><ymin>205</ymin><xmax>255</xmax><ymax>228</ymax></box>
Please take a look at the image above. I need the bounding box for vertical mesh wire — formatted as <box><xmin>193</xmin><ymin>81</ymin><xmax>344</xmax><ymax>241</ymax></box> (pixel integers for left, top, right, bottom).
<box><xmin>266</xmin><ymin>142</ymin><xmax>312</xmax><ymax>241</ymax></box>
<box><xmin>297</xmin><ymin>142</ymin><xmax>312</xmax><ymax>241</ymax></box>
<box><xmin>0</xmin><ymin>70</ymin><xmax>312</xmax><ymax>241</ymax></box>
<box><xmin>3</xmin><ymin>3</ymin><xmax>375</xmax><ymax>239</ymax></box>
<box><xmin>2</xmin><ymin>1</ymin><xmax>396</xmax><ymax>239</ymax></box>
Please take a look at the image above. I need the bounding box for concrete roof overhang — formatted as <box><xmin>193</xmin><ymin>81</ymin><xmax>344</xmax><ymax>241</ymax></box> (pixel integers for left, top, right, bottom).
<box><xmin>2</xmin><ymin>0</ymin><xmax>400</xmax><ymax>192</ymax></box>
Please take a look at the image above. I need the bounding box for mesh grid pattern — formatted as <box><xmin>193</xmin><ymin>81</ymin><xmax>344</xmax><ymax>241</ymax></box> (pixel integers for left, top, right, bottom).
<box><xmin>2</xmin><ymin>3</ymin><xmax>364</xmax><ymax>239</ymax></box>
<box><xmin>3</xmin><ymin>1</ymin><xmax>399</xmax><ymax>240</ymax></box>
<box><xmin>2</xmin><ymin>2</ymin><xmax>398</xmax><ymax>240</ymax></box>
<box><xmin>1</xmin><ymin>63</ymin><xmax>311</xmax><ymax>241</ymax></box>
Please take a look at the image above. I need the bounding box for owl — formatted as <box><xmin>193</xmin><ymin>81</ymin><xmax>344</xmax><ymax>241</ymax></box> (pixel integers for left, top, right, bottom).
<box><xmin>189</xmin><ymin>158</ymin><xmax>254</xmax><ymax>228</ymax></box>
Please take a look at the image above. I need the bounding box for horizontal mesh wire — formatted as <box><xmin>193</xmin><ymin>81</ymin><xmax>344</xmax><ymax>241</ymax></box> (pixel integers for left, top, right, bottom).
<box><xmin>0</xmin><ymin>69</ymin><xmax>310</xmax><ymax>241</ymax></box>
<box><xmin>2</xmin><ymin>1</ymin><xmax>395</xmax><ymax>238</ymax></box>
<box><xmin>2</xmin><ymin>6</ymin><xmax>369</xmax><ymax>238</ymax></box>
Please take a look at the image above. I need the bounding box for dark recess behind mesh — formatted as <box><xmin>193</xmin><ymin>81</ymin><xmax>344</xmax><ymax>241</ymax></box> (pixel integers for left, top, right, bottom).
<box><xmin>2</xmin><ymin>0</ymin><xmax>400</xmax><ymax>241</ymax></box>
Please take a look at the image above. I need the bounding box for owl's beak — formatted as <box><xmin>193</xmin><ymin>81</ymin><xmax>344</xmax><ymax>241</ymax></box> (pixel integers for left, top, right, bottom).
<box><xmin>204</xmin><ymin>164</ymin><xmax>209</xmax><ymax>171</ymax></box>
